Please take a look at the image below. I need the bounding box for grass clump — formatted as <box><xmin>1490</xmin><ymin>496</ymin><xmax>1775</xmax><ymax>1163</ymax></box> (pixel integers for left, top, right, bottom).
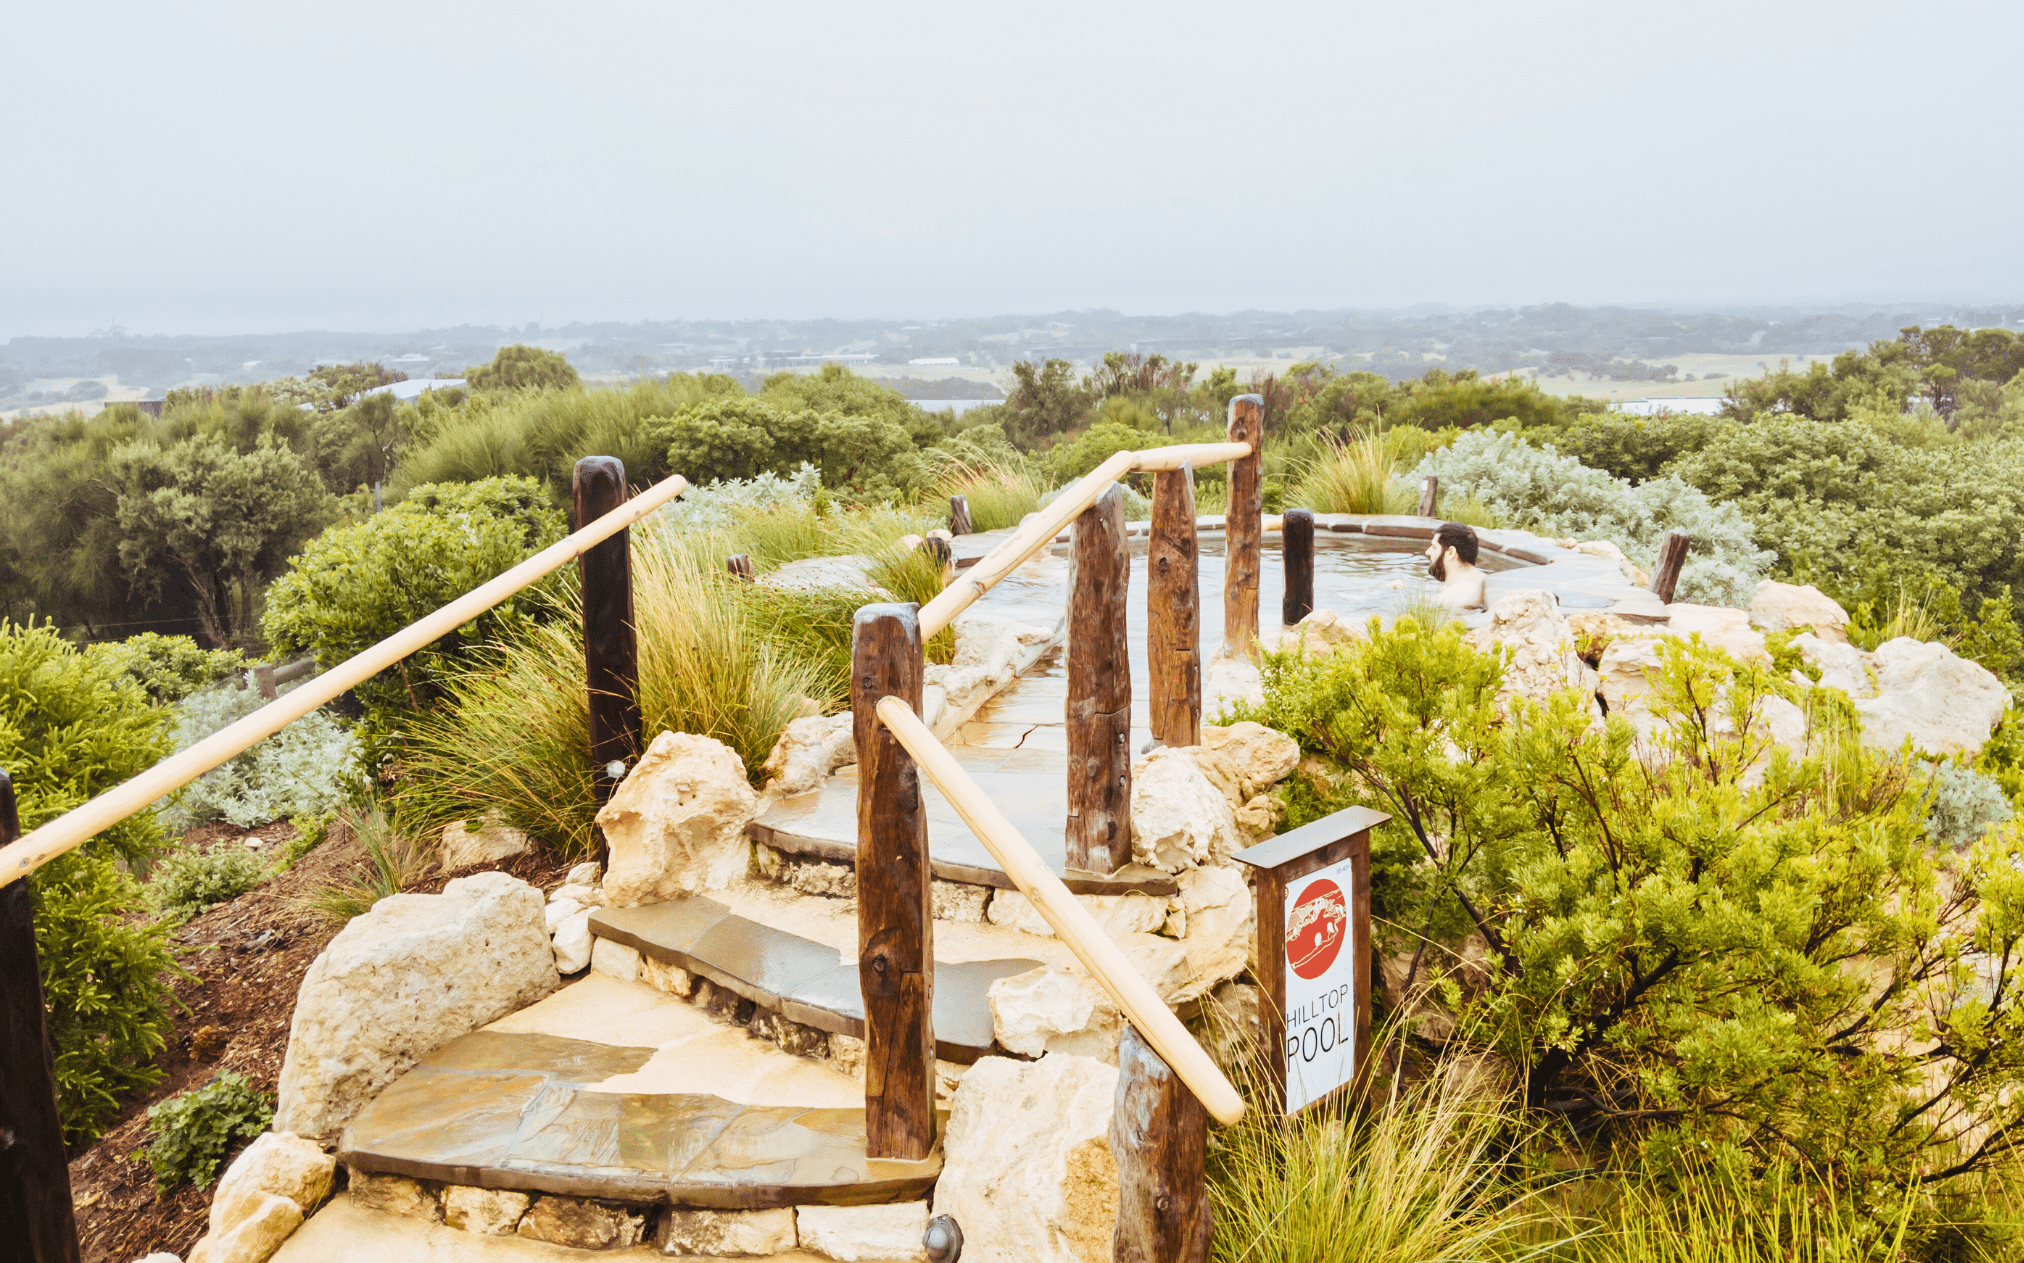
<box><xmin>147</xmin><ymin>845</ymin><xmax>268</xmax><ymax>923</ymax></box>
<box><xmin>1288</xmin><ymin>431</ymin><xmax>1415</xmax><ymax>515</ymax></box>
<box><xmin>300</xmin><ymin>807</ymin><xmax>430</xmax><ymax>924</ymax></box>
<box><xmin>936</xmin><ymin>456</ymin><xmax>1047</xmax><ymax>531</ymax></box>
<box><xmin>142</xmin><ymin>1070</ymin><xmax>274</xmax><ymax>1193</ymax></box>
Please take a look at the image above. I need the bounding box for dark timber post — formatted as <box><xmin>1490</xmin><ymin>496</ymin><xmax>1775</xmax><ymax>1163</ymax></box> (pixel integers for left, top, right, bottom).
<box><xmin>948</xmin><ymin>495</ymin><xmax>973</xmax><ymax>536</ymax></box>
<box><xmin>575</xmin><ymin>457</ymin><xmax>640</xmax><ymax>827</ymax></box>
<box><xmin>1282</xmin><ymin>508</ymin><xmax>1314</xmax><ymax>628</ymax></box>
<box><xmin>1110</xmin><ymin>1023</ymin><xmax>1211</xmax><ymax>1263</ymax></box>
<box><xmin>1148</xmin><ymin>464</ymin><xmax>1201</xmax><ymax>750</ymax></box>
<box><xmin>1067</xmin><ymin>483</ymin><xmax>1130</xmax><ymax>874</ymax></box>
<box><xmin>0</xmin><ymin>773</ymin><xmax>82</xmax><ymax>1263</ymax></box>
<box><xmin>1652</xmin><ymin>528</ymin><xmax>1690</xmax><ymax>605</ymax></box>
<box><xmin>851</xmin><ymin>605</ymin><xmax>935</xmax><ymax>1160</ymax></box>
<box><xmin>726</xmin><ymin>554</ymin><xmax>756</xmax><ymax>582</ymax></box>
<box><xmin>1224</xmin><ymin>394</ymin><xmax>1264</xmax><ymax>662</ymax></box>
<box><xmin>1418</xmin><ymin>475</ymin><xmax>1438</xmax><ymax>519</ymax></box>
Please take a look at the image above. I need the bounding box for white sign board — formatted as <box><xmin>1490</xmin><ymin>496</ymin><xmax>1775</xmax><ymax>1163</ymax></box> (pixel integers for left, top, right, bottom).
<box><xmin>1281</xmin><ymin>855</ymin><xmax>1358</xmax><ymax>1113</ymax></box>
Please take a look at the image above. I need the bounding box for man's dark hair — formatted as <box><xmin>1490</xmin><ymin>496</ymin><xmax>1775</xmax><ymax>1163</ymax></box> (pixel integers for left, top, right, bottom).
<box><xmin>1436</xmin><ymin>522</ymin><xmax>1479</xmax><ymax>566</ymax></box>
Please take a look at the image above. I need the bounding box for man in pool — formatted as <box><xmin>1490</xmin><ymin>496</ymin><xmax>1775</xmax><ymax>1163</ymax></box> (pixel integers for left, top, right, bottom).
<box><xmin>1425</xmin><ymin>522</ymin><xmax>1487</xmax><ymax>611</ymax></box>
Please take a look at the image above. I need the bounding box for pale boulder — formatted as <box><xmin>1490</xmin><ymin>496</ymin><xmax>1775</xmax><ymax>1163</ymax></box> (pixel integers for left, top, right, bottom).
<box><xmin>1467</xmin><ymin>590</ymin><xmax>1599</xmax><ymax>711</ymax></box>
<box><xmin>436</xmin><ymin>817</ymin><xmax>533</xmax><ymax>871</ymax></box>
<box><xmin>1174</xmin><ymin>865</ymin><xmax>1254</xmax><ymax>988</ymax></box>
<box><xmin>185</xmin><ymin>1193</ymin><xmax>300</xmax><ymax>1263</ymax></box>
<box><xmin>590</xmin><ymin>937</ymin><xmax>642</xmax><ymax>984</ymax></box>
<box><xmin>441</xmin><ymin>1186</ymin><xmax>530</xmax><ymax>1236</ymax></box>
<box><xmin>516</xmin><ymin>1197</ymin><xmax>646</xmax><ymax>1250</ymax></box>
<box><xmin>274</xmin><ymin>872</ymin><xmax>557</xmax><ymax>1138</ymax></box>
<box><xmin>345</xmin><ymin>1172</ymin><xmax>440</xmax><ymax>1222</ymax></box>
<box><xmin>1205</xmin><ymin>655</ymin><xmax>1264</xmax><ymax>713</ymax></box>
<box><xmin>932</xmin><ymin>1054</ymin><xmax>1119</xmax><ymax>1263</ymax></box>
<box><xmin>758</xmin><ymin>555</ymin><xmax>886</xmax><ymax>593</ymax></box>
<box><xmin>1748</xmin><ymin>580</ymin><xmax>1851</xmax><ymax>643</ymax></box>
<box><xmin>552</xmin><ymin>908</ymin><xmax>594</xmax><ymax>974</ymax></box>
<box><xmin>923</xmin><ymin>611</ymin><xmax>1064</xmax><ymax>738</ymax></box>
<box><xmin>989</xmin><ymin>965</ymin><xmax>1122</xmax><ymax>1060</ymax></box>
<box><xmin>1794</xmin><ymin>633</ymin><xmax>1870</xmax><ymax>695</ymax></box>
<box><xmin>986</xmin><ymin>890</ymin><xmax>1167</xmax><ymax>939</ymax></box>
<box><xmin>656</xmin><ymin>1207</ymin><xmax>797</xmax><ymax>1256</ymax></box>
<box><xmin>565</xmin><ymin>861</ymin><xmax>601</xmax><ymax>886</ymax></box>
<box><xmin>1853</xmin><ymin>637</ymin><xmax>2008</xmax><ymax>755</ymax></box>
<box><xmin>760</xmin><ymin>713</ymin><xmax>854</xmax><ymax>799</ymax></box>
<box><xmin>1662</xmin><ymin>603</ymin><xmax>1770</xmax><ymax>664</ymax></box>
<box><xmin>596</xmin><ymin>731</ymin><xmax>760</xmax><ymax>906</ymax></box>
<box><xmin>795</xmin><ymin>1202</ymin><xmax>930</xmax><ymax>1262</ymax></box>
<box><xmin>543</xmin><ymin>897</ymin><xmax>582</xmax><ymax>932</ymax></box>
<box><xmin>1127</xmin><ymin>748</ymin><xmax>1236</xmax><ymax>872</ymax></box>
<box><xmin>189</xmin><ymin>1132</ymin><xmax>332</xmax><ymax>1263</ymax></box>
<box><xmin>1199</xmin><ymin>721</ymin><xmax>1300</xmax><ymax>800</ymax></box>
<box><xmin>1273</xmin><ymin>608</ymin><xmax>1362</xmax><ymax>656</ymax></box>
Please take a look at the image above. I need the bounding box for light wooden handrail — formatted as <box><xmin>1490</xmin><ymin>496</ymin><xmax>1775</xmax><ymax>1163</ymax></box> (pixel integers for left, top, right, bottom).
<box><xmin>0</xmin><ymin>473</ymin><xmax>691</xmax><ymax>884</ymax></box>
<box><xmin>916</xmin><ymin>441</ymin><xmax>1251</xmax><ymax>639</ymax></box>
<box><xmin>874</xmin><ymin>695</ymin><xmax>1247</xmax><ymax>1126</ymax></box>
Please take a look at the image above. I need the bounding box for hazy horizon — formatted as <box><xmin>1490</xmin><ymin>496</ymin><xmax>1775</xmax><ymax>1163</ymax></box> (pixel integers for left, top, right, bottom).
<box><xmin>6</xmin><ymin>0</ymin><xmax>2021</xmax><ymax>340</ymax></box>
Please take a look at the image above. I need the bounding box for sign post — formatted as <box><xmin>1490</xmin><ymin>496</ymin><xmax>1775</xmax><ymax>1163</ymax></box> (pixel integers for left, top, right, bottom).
<box><xmin>1231</xmin><ymin>805</ymin><xmax>1388</xmax><ymax>1115</ymax></box>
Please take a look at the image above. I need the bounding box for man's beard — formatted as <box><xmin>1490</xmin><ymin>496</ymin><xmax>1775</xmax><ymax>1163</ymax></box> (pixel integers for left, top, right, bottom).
<box><xmin>1428</xmin><ymin>553</ymin><xmax>1447</xmax><ymax>582</ymax></box>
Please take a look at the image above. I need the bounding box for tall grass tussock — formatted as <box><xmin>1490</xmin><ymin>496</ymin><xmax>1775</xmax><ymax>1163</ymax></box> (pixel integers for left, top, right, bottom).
<box><xmin>1288</xmin><ymin>431</ymin><xmax>1417</xmax><ymax>515</ymax></box>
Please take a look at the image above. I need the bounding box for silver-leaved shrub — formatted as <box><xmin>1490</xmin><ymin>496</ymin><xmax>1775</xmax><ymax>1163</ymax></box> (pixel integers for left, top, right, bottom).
<box><xmin>1412</xmin><ymin>430</ymin><xmax>1769</xmax><ymax>605</ymax></box>
<box><xmin>159</xmin><ymin>682</ymin><xmax>359</xmax><ymax>831</ymax></box>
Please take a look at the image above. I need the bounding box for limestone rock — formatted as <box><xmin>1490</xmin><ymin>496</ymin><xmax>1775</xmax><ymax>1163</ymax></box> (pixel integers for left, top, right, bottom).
<box><xmin>1273</xmin><ymin>608</ymin><xmax>1363</xmax><ymax>656</ymax></box>
<box><xmin>274</xmin><ymin>873</ymin><xmax>556</xmax><ymax>1138</ymax></box>
<box><xmin>1662</xmin><ymin>603</ymin><xmax>1770</xmax><ymax>664</ymax></box>
<box><xmin>760</xmin><ymin>713</ymin><xmax>854</xmax><ymax>799</ymax></box>
<box><xmin>441</xmin><ymin>1185</ymin><xmax>530</xmax><ymax>1236</ymax></box>
<box><xmin>207</xmin><ymin>1132</ymin><xmax>332</xmax><ymax>1235</ymax></box>
<box><xmin>796</xmin><ymin>1202</ymin><xmax>930</xmax><ymax>1262</ymax></box>
<box><xmin>437</xmin><ymin>817</ymin><xmax>533</xmax><ymax>871</ymax></box>
<box><xmin>516</xmin><ymin>1197</ymin><xmax>646</xmax><ymax>1250</ymax></box>
<box><xmin>1174</xmin><ymin>865</ymin><xmax>1254</xmax><ymax>991</ymax></box>
<box><xmin>1199</xmin><ymin>721</ymin><xmax>1300</xmax><ymax>799</ymax></box>
<box><xmin>1748</xmin><ymin>580</ymin><xmax>1851</xmax><ymax>643</ymax></box>
<box><xmin>1205</xmin><ymin>655</ymin><xmax>1263</xmax><ymax>714</ymax></box>
<box><xmin>552</xmin><ymin>908</ymin><xmax>593</xmax><ymax>974</ymax></box>
<box><xmin>932</xmin><ymin>1054</ymin><xmax>1120</xmax><ymax>1263</ymax></box>
<box><xmin>566</xmin><ymin>861</ymin><xmax>602</xmax><ymax>886</ymax></box>
<box><xmin>596</xmin><ymin>731</ymin><xmax>760</xmax><ymax>907</ymax></box>
<box><xmin>552</xmin><ymin>882</ymin><xmax>600</xmax><ymax>907</ymax></box>
<box><xmin>186</xmin><ymin>1192</ymin><xmax>300</xmax><ymax>1263</ymax></box>
<box><xmin>1854</xmin><ymin>637</ymin><xmax>2008</xmax><ymax>755</ymax></box>
<box><xmin>987</xmin><ymin>890</ymin><xmax>1167</xmax><ymax>938</ymax></box>
<box><xmin>828</xmin><ymin>1032</ymin><xmax>867</xmax><ymax>1077</ymax></box>
<box><xmin>590</xmin><ymin>937</ymin><xmax>642</xmax><ymax>984</ymax></box>
<box><xmin>932</xmin><ymin>880</ymin><xmax>989</xmax><ymax>922</ymax></box>
<box><xmin>656</xmin><ymin>1207</ymin><xmax>797</xmax><ymax>1257</ymax></box>
<box><xmin>543</xmin><ymin>897</ymin><xmax>582</xmax><ymax>931</ymax></box>
<box><xmin>1466</xmin><ymin>590</ymin><xmax>1599</xmax><ymax>710</ymax></box>
<box><xmin>135</xmin><ymin>1256</ymin><xmax>183</xmax><ymax>1263</ymax></box>
<box><xmin>1232</xmin><ymin>793</ymin><xmax>1284</xmax><ymax>844</ymax></box>
<box><xmin>346</xmin><ymin>1172</ymin><xmax>440</xmax><ymax>1222</ymax></box>
<box><xmin>757</xmin><ymin>554</ymin><xmax>887</xmax><ymax>593</ymax></box>
<box><xmin>1128</xmin><ymin>747</ymin><xmax>1237</xmax><ymax>872</ymax></box>
<box><xmin>641</xmin><ymin>954</ymin><xmax>693</xmax><ymax>997</ymax></box>
<box><xmin>1794</xmin><ymin>634</ymin><xmax>1870</xmax><ymax>695</ymax></box>
<box><xmin>922</xmin><ymin>611</ymin><xmax>1065</xmax><ymax>739</ymax></box>
<box><xmin>989</xmin><ymin>965</ymin><xmax>1122</xmax><ymax>1060</ymax></box>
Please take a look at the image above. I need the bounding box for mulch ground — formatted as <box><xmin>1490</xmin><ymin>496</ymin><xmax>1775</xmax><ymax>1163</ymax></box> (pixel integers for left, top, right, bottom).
<box><xmin>66</xmin><ymin>819</ymin><xmax>574</xmax><ymax>1263</ymax></box>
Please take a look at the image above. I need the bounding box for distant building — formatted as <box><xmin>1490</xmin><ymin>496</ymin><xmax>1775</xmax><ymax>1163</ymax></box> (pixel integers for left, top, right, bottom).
<box><xmin>362</xmin><ymin>378</ymin><xmax>467</xmax><ymax>402</ymax></box>
<box><xmin>909</xmin><ymin>356</ymin><xmax>961</xmax><ymax>367</ymax></box>
<box><xmin>1617</xmin><ymin>397</ymin><xmax>1726</xmax><ymax>417</ymax></box>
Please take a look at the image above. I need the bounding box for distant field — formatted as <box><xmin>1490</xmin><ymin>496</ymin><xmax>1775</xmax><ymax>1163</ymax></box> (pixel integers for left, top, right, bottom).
<box><xmin>0</xmin><ymin>377</ymin><xmax>141</xmax><ymax>422</ymax></box>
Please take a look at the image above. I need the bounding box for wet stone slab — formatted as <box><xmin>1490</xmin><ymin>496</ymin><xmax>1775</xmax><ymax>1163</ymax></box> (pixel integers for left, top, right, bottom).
<box><xmin>589</xmin><ymin>902</ymin><xmax>1043</xmax><ymax>1062</ymax></box>
<box><xmin>340</xmin><ymin>1030</ymin><xmax>940</xmax><ymax>1209</ymax></box>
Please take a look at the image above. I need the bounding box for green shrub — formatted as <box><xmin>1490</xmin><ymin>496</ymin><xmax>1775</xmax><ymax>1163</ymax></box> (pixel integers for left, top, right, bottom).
<box><xmin>1548</xmin><ymin>408</ymin><xmax>1726</xmax><ymax>484</ymax></box>
<box><xmin>262</xmin><ymin>476</ymin><xmax>567</xmax><ymax>737</ymax></box>
<box><xmin>86</xmin><ymin>633</ymin><xmax>244</xmax><ymax>704</ymax></box>
<box><xmin>463</xmin><ymin>344</ymin><xmax>580</xmax><ymax>393</ymax></box>
<box><xmin>160</xmin><ymin>683</ymin><xmax>360</xmax><ymax>831</ymax></box>
<box><xmin>147</xmin><ymin>844</ymin><xmax>269</xmax><ymax>922</ymax></box>
<box><xmin>143</xmin><ymin>1070</ymin><xmax>274</xmax><ymax>1193</ymax></box>
<box><xmin>1243</xmin><ymin>618</ymin><xmax>2024</xmax><ymax>1195</ymax></box>
<box><xmin>645</xmin><ymin>396</ymin><xmax>926</xmax><ymax>500</ymax></box>
<box><xmin>300</xmin><ymin>806</ymin><xmax>429</xmax><ymax>924</ymax></box>
<box><xmin>1413</xmin><ymin>430</ymin><xmax>1770</xmax><ymax>605</ymax></box>
<box><xmin>1287</xmin><ymin>431</ymin><xmax>1415</xmax><ymax>514</ymax></box>
<box><xmin>277</xmin><ymin>811</ymin><xmax>333</xmax><ymax>869</ymax></box>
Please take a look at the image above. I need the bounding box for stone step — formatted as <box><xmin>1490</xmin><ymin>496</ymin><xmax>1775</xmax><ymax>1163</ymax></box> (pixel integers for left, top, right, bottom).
<box><xmin>589</xmin><ymin>897</ymin><xmax>1043</xmax><ymax>1063</ymax></box>
<box><xmin>339</xmin><ymin>976</ymin><xmax>941</xmax><ymax>1212</ymax></box>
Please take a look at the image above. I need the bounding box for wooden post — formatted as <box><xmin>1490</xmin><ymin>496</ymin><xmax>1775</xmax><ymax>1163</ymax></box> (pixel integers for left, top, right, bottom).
<box><xmin>1232</xmin><ymin>805</ymin><xmax>1389</xmax><ymax>1116</ymax></box>
<box><xmin>1418</xmin><ymin>474</ymin><xmax>1438</xmax><ymax>519</ymax></box>
<box><xmin>1651</xmin><ymin>528</ymin><xmax>1690</xmax><ymax>605</ymax></box>
<box><xmin>575</xmin><ymin>457</ymin><xmax>639</xmax><ymax>820</ymax></box>
<box><xmin>1067</xmin><ymin>483</ymin><xmax>1131</xmax><ymax>874</ymax></box>
<box><xmin>851</xmin><ymin>605</ymin><xmax>935</xmax><ymax>1160</ymax></box>
<box><xmin>252</xmin><ymin>663</ymin><xmax>277</xmax><ymax>700</ymax></box>
<box><xmin>948</xmin><ymin>495</ymin><xmax>973</xmax><ymax>536</ymax></box>
<box><xmin>1148</xmin><ymin>464</ymin><xmax>1200</xmax><ymax>750</ymax></box>
<box><xmin>1281</xmin><ymin>507</ymin><xmax>1314</xmax><ymax>628</ymax></box>
<box><xmin>725</xmin><ymin>554</ymin><xmax>755</xmax><ymax>582</ymax></box>
<box><xmin>1110</xmin><ymin>1023</ymin><xmax>1211</xmax><ymax>1263</ymax></box>
<box><xmin>1224</xmin><ymin>394</ymin><xmax>1264</xmax><ymax>662</ymax></box>
<box><xmin>0</xmin><ymin>773</ymin><xmax>82</xmax><ymax>1263</ymax></box>
<box><xmin>920</xmin><ymin>533</ymin><xmax>955</xmax><ymax>589</ymax></box>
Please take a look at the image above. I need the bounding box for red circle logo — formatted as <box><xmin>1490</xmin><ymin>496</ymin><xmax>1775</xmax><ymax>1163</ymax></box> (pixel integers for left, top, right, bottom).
<box><xmin>1286</xmin><ymin>878</ymin><xmax>1347</xmax><ymax>980</ymax></box>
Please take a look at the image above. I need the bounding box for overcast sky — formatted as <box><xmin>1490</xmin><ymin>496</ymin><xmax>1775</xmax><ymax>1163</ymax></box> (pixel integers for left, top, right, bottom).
<box><xmin>4</xmin><ymin>0</ymin><xmax>2020</xmax><ymax>338</ymax></box>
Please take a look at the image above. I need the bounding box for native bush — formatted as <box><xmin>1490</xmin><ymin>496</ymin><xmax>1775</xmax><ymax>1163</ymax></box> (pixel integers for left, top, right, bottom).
<box><xmin>262</xmin><ymin>475</ymin><xmax>567</xmax><ymax>738</ymax></box>
<box><xmin>159</xmin><ymin>682</ymin><xmax>360</xmax><ymax>831</ymax></box>
<box><xmin>1242</xmin><ymin>618</ymin><xmax>2024</xmax><ymax>1197</ymax></box>
<box><xmin>87</xmin><ymin>632</ymin><xmax>244</xmax><ymax>704</ymax></box>
<box><xmin>1923</xmin><ymin>761</ymin><xmax>2014</xmax><ymax>849</ymax></box>
<box><xmin>1548</xmin><ymin>408</ymin><xmax>1726</xmax><ymax>484</ymax></box>
<box><xmin>1413</xmin><ymin>430</ymin><xmax>1770</xmax><ymax>605</ymax></box>
<box><xmin>645</xmin><ymin>396</ymin><xmax>927</xmax><ymax>500</ymax></box>
<box><xmin>143</xmin><ymin>1070</ymin><xmax>274</xmax><ymax>1193</ymax></box>
<box><xmin>147</xmin><ymin>843</ymin><xmax>268</xmax><ymax>922</ymax></box>
<box><xmin>658</xmin><ymin>462</ymin><xmax>823</xmax><ymax>532</ymax></box>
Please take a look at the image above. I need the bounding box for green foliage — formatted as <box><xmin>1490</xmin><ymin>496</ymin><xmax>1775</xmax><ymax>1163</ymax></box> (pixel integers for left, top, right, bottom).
<box><xmin>932</xmin><ymin>450</ymin><xmax>1046</xmax><ymax>532</ymax></box>
<box><xmin>143</xmin><ymin>1070</ymin><xmax>274</xmax><ymax>1193</ymax></box>
<box><xmin>1247</xmin><ymin>619</ymin><xmax>2024</xmax><ymax>1193</ymax></box>
<box><xmin>645</xmin><ymin>387</ymin><xmax>928</xmax><ymax>500</ymax></box>
<box><xmin>147</xmin><ymin>843</ymin><xmax>268</xmax><ymax>922</ymax></box>
<box><xmin>86</xmin><ymin>632</ymin><xmax>243</xmax><ymax>704</ymax></box>
<box><xmin>1550</xmin><ymin>409</ymin><xmax>1726</xmax><ymax>484</ymax></box>
<box><xmin>1276</xmin><ymin>361</ymin><xmax>1582</xmax><ymax>435</ymax></box>
<box><xmin>160</xmin><ymin>683</ymin><xmax>359</xmax><ymax>831</ymax></box>
<box><xmin>1042</xmin><ymin>420</ymin><xmax>1169</xmax><ymax>484</ymax></box>
<box><xmin>300</xmin><ymin>807</ymin><xmax>429</xmax><ymax>924</ymax></box>
<box><xmin>1725</xmin><ymin>325</ymin><xmax>2024</xmax><ymax>427</ymax></box>
<box><xmin>1922</xmin><ymin>761</ymin><xmax>2013</xmax><ymax>850</ymax></box>
<box><xmin>108</xmin><ymin>434</ymin><xmax>335</xmax><ymax>646</ymax></box>
<box><xmin>261</xmin><ymin>476</ymin><xmax>567</xmax><ymax>736</ymax></box>
<box><xmin>260</xmin><ymin>361</ymin><xmax>407</xmax><ymax>412</ymax></box>
<box><xmin>1003</xmin><ymin>358</ymin><xmax>1093</xmax><ymax>446</ymax></box>
<box><xmin>1415</xmin><ymin>430</ymin><xmax>1770</xmax><ymax>605</ymax></box>
<box><xmin>1287</xmin><ymin>430</ymin><xmax>1416</xmax><ymax>514</ymax></box>
<box><xmin>464</xmin><ymin>343</ymin><xmax>581</xmax><ymax>393</ymax></box>
<box><xmin>277</xmin><ymin>811</ymin><xmax>333</xmax><ymax>869</ymax></box>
